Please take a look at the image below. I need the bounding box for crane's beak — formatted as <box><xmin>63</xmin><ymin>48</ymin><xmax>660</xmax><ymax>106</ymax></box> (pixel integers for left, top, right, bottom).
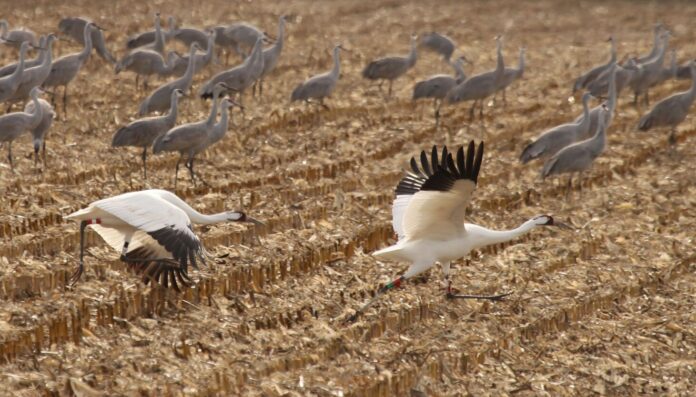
<box><xmin>553</xmin><ymin>220</ymin><xmax>574</xmax><ymax>230</ymax></box>
<box><xmin>245</xmin><ymin>216</ymin><xmax>264</xmax><ymax>226</ymax></box>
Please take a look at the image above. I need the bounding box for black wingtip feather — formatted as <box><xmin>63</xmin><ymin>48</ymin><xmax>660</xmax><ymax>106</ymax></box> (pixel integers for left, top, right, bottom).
<box><xmin>420</xmin><ymin>151</ymin><xmax>431</xmax><ymax>176</ymax></box>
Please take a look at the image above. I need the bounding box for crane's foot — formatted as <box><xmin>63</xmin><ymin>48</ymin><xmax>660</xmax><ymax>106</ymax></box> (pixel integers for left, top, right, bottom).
<box><xmin>69</xmin><ymin>262</ymin><xmax>85</xmax><ymax>286</ymax></box>
<box><xmin>446</xmin><ymin>290</ymin><xmax>513</xmax><ymax>301</ymax></box>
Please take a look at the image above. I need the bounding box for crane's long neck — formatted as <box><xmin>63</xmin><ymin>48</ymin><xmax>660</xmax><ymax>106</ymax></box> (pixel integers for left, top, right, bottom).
<box><xmin>204</xmin><ymin>35</ymin><xmax>215</xmax><ymax>63</ymax></box>
<box><xmin>273</xmin><ymin>18</ymin><xmax>285</xmax><ymax>53</ymax></box>
<box><xmin>685</xmin><ymin>67</ymin><xmax>696</xmax><ymax>102</ymax></box>
<box><xmin>164</xmin><ymin>94</ymin><xmax>179</xmax><ymax>125</ymax></box>
<box><xmin>210</xmin><ymin>105</ymin><xmax>230</xmax><ymax>141</ymax></box>
<box><xmin>494</xmin><ymin>39</ymin><xmax>504</xmax><ymax>78</ymax></box>
<box><xmin>161</xmin><ymin>192</ymin><xmax>230</xmax><ymax>224</ymax></box>
<box><xmin>606</xmin><ymin>64</ymin><xmax>617</xmax><ymax>117</ymax></box>
<box><xmin>578</xmin><ymin>95</ymin><xmax>591</xmax><ymax>129</ymax></box>
<box><xmin>407</xmin><ymin>36</ymin><xmax>417</xmax><ymax>67</ymax></box>
<box><xmin>10</xmin><ymin>44</ymin><xmax>27</xmax><ymax>80</ymax></box>
<box><xmin>78</xmin><ymin>26</ymin><xmax>93</xmax><ymax>62</ymax></box>
<box><xmin>154</xmin><ymin>16</ymin><xmax>164</xmax><ymax>53</ymax></box>
<box><xmin>0</xmin><ymin>22</ymin><xmax>7</xmax><ymax>38</ymax></box>
<box><xmin>589</xmin><ymin>116</ymin><xmax>607</xmax><ymax>157</ymax></box>
<box><xmin>43</xmin><ymin>37</ymin><xmax>54</xmax><ymax>67</ymax></box>
<box><xmin>330</xmin><ymin>47</ymin><xmax>341</xmax><ymax>79</ymax></box>
<box><xmin>609</xmin><ymin>37</ymin><xmax>616</xmax><ymax>62</ymax></box>
<box><xmin>206</xmin><ymin>94</ymin><xmax>220</xmax><ymax>126</ymax></box>
<box><xmin>182</xmin><ymin>45</ymin><xmax>197</xmax><ymax>83</ymax></box>
<box><xmin>28</xmin><ymin>91</ymin><xmax>43</xmax><ymax>124</ymax></box>
<box><xmin>451</xmin><ymin>58</ymin><xmax>466</xmax><ymax>81</ymax></box>
<box><xmin>167</xmin><ymin>17</ymin><xmax>177</xmax><ymax>39</ymax></box>
<box><xmin>517</xmin><ymin>49</ymin><xmax>525</xmax><ymax>76</ymax></box>
<box><xmin>466</xmin><ymin>219</ymin><xmax>542</xmax><ymax>250</ymax></box>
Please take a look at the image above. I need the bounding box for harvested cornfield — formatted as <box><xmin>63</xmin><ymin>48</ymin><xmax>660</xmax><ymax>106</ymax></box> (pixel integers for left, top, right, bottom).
<box><xmin>0</xmin><ymin>0</ymin><xmax>695</xmax><ymax>395</ymax></box>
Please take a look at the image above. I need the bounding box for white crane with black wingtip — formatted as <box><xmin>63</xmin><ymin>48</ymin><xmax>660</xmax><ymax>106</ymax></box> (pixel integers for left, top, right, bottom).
<box><xmin>65</xmin><ymin>189</ymin><xmax>262</xmax><ymax>290</ymax></box>
<box><xmin>348</xmin><ymin>141</ymin><xmax>561</xmax><ymax>322</ymax></box>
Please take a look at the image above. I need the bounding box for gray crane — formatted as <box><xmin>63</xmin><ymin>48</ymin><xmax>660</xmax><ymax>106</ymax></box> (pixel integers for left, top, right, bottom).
<box><xmin>170</xmin><ymin>34</ymin><xmax>214</xmax><ymax>77</ymax></box>
<box><xmin>199</xmin><ymin>96</ymin><xmax>242</xmax><ymax>153</ymax></box>
<box><xmin>139</xmin><ymin>43</ymin><xmax>200</xmax><ymax>116</ymax></box>
<box><xmin>222</xmin><ymin>22</ymin><xmax>265</xmax><ymax>60</ymax></box>
<box><xmin>676</xmin><ymin>60</ymin><xmax>693</xmax><ymax>80</ymax></box>
<box><xmin>587</xmin><ymin>58</ymin><xmax>638</xmax><ymax>98</ymax></box>
<box><xmin>636</xmin><ymin>23</ymin><xmax>665</xmax><ymax>64</ymax></box>
<box><xmin>255</xmin><ymin>15</ymin><xmax>287</xmax><ymax>96</ymax></box>
<box><xmin>172</xmin><ymin>25</ymin><xmax>209</xmax><ymax>49</ymax></box>
<box><xmin>115</xmin><ymin>49</ymin><xmax>178</xmax><ymax>90</ymax></box>
<box><xmin>58</xmin><ymin>17</ymin><xmax>116</xmax><ymax>64</ymax></box>
<box><xmin>362</xmin><ymin>34</ymin><xmax>418</xmax><ymax>98</ymax></box>
<box><xmin>629</xmin><ymin>31</ymin><xmax>670</xmax><ymax>105</ymax></box>
<box><xmin>0</xmin><ymin>41</ymin><xmax>30</xmax><ymax>103</ymax></box>
<box><xmin>199</xmin><ymin>37</ymin><xmax>264</xmax><ymax>100</ymax></box>
<box><xmin>0</xmin><ymin>87</ymin><xmax>43</xmax><ymax>170</ymax></box>
<box><xmin>153</xmin><ymin>84</ymin><xmax>228</xmax><ymax>187</ymax></box>
<box><xmin>0</xmin><ymin>20</ymin><xmax>37</xmax><ymax>48</ymax></box>
<box><xmin>7</xmin><ymin>34</ymin><xmax>56</xmax><ymax>109</ymax></box>
<box><xmin>572</xmin><ymin>36</ymin><xmax>616</xmax><ymax>94</ymax></box>
<box><xmin>542</xmin><ymin>104</ymin><xmax>609</xmax><ymax>195</ymax></box>
<box><xmin>42</xmin><ymin>23</ymin><xmax>97</xmax><ymax>115</ymax></box>
<box><xmin>520</xmin><ymin>92</ymin><xmax>593</xmax><ymax>164</ymax></box>
<box><xmin>113</xmin><ymin>89</ymin><xmax>184</xmax><ymax>178</ymax></box>
<box><xmin>0</xmin><ymin>35</ymin><xmax>45</xmax><ymax>78</ymax></box>
<box><xmin>495</xmin><ymin>46</ymin><xmax>525</xmax><ymax>104</ymax></box>
<box><xmin>126</xmin><ymin>16</ymin><xmax>176</xmax><ymax>49</ymax></box>
<box><xmin>24</xmin><ymin>97</ymin><xmax>55</xmax><ymax>168</ymax></box>
<box><xmin>651</xmin><ymin>48</ymin><xmax>677</xmax><ymax>88</ymax></box>
<box><xmin>638</xmin><ymin>61</ymin><xmax>696</xmax><ymax>145</ymax></box>
<box><xmin>133</xmin><ymin>13</ymin><xmax>167</xmax><ymax>55</ymax></box>
<box><xmin>291</xmin><ymin>45</ymin><xmax>347</xmax><ymax>109</ymax></box>
<box><xmin>419</xmin><ymin>32</ymin><xmax>455</xmax><ymax>61</ymax></box>
<box><xmin>446</xmin><ymin>36</ymin><xmax>504</xmax><ymax>119</ymax></box>
<box><xmin>575</xmin><ymin>62</ymin><xmax>618</xmax><ymax>137</ymax></box>
<box><xmin>412</xmin><ymin>55</ymin><xmax>467</xmax><ymax>125</ymax></box>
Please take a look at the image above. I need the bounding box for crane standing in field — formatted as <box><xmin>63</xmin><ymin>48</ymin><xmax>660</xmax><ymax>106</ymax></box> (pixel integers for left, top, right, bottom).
<box><xmin>113</xmin><ymin>89</ymin><xmax>184</xmax><ymax>179</ymax></box>
<box><xmin>0</xmin><ymin>20</ymin><xmax>37</xmax><ymax>48</ymax></box>
<box><xmin>572</xmin><ymin>36</ymin><xmax>616</xmax><ymax>94</ymax></box>
<box><xmin>172</xmin><ymin>24</ymin><xmax>209</xmax><ymax>50</ymax></box>
<box><xmin>58</xmin><ymin>17</ymin><xmax>116</xmax><ymax>64</ymax></box>
<box><xmin>0</xmin><ymin>87</ymin><xmax>44</xmax><ymax>170</ymax></box>
<box><xmin>347</xmin><ymin>141</ymin><xmax>561</xmax><ymax>322</ymax></box>
<box><xmin>412</xmin><ymin>55</ymin><xmax>468</xmax><ymax>126</ymax></box>
<box><xmin>65</xmin><ymin>189</ymin><xmax>262</xmax><ymax>290</ymax></box>
<box><xmin>638</xmin><ymin>61</ymin><xmax>696</xmax><ymax>145</ymax></box>
<box><xmin>542</xmin><ymin>104</ymin><xmax>610</xmax><ymax>195</ymax></box>
<box><xmin>42</xmin><ymin>22</ymin><xmax>98</xmax><ymax>116</ymax></box>
<box><xmin>7</xmin><ymin>34</ymin><xmax>56</xmax><ymax>110</ymax></box>
<box><xmin>419</xmin><ymin>32</ymin><xmax>455</xmax><ymax>61</ymax></box>
<box><xmin>446</xmin><ymin>36</ymin><xmax>505</xmax><ymax>120</ymax></box>
<box><xmin>154</xmin><ymin>84</ymin><xmax>229</xmax><ymax>187</ymax></box>
<box><xmin>629</xmin><ymin>31</ymin><xmax>670</xmax><ymax>105</ymax></box>
<box><xmin>115</xmin><ymin>49</ymin><xmax>178</xmax><ymax>90</ymax></box>
<box><xmin>126</xmin><ymin>16</ymin><xmax>176</xmax><ymax>50</ymax></box>
<box><xmin>495</xmin><ymin>47</ymin><xmax>525</xmax><ymax>105</ymax></box>
<box><xmin>0</xmin><ymin>35</ymin><xmax>45</xmax><ymax>78</ymax></box>
<box><xmin>222</xmin><ymin>21</ymin><xmax>266</xmax><ymax>60</ymax></box>
<box><xmin>199</xmin><ymin>37</ymin><xmax>264</xmax><ymax>101</ymax></box>
<box><xmin>24</xmin><ymin>97</ymin><xmax>55</xmax><ymax>169</ymax></box>
<box><xmin>255</xmin><ymin>15</ymin><xmax>287</xmax><ymax>97</ymax></box>
<box><xmin>362</xmin><ymin>34</ymin><xmax>418</xmax><ymax>98</ymax></box>
<box><xmin>0</xmin><ymin>41</ymin><xmax>30</xmax><ymax>103</ymax></box>
<box><xmin>138</xmin><ymin>43</ymin><xmax>200</xmax><ymax>115</ymax></box>
<box><xmin>291</xmin><ymin>44</ymin><xmax>347</xmax><ymax>109</ymax></box>
<box><xmin>636</xmin><ymin>23</ymin><xmax>665</xmax><ymax>64</ymax></box>
<box><xmin>170</xmin><ymin>33</ymin><xmax>215</xmax><ymax>77</ymax></box>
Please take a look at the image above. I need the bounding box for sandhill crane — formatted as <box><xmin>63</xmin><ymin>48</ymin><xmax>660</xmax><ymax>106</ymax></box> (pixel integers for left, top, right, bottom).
<box><xmin>587</xmin><ymin>58</ymin><xmax>638</xmax><ymax>98</ymax></box>
<box><xmin>676</xmin><ymin>60</ymin><xmax>693</xmax><ymax>80</ymax></box>
<box><xmin>172</xmin><ymin>25</ymin><xmax>209</xmax><ymax>49</ymax></box>
<box><xmin>638</xmin><ymin>61</ymin><xmax>696</xmax><ymax>145</ymax></box>
<box><xmin>65</xmin><ymin>189</ymin><xmax>262</xmax><ymax>290</ymax></box>
<box><xmin>412</xmin><ymin>55</ymin><xmax>467</xmax><ymax>125</ymax></box>
<box><xmin>170</xmin><ymin>34</ymin><xmax>214</xmax><ymax>77</ymax></box>
<box><xmin>419</xmin><ymin>32</ymin><xmax>455</xmax><ymax>61</ymax></box>
<box><xmin>0</xmin><ymin>35</ymin><xmax>45</xmax><ymax>78</ymax></box>
<box><xmin>495</xmin><ymin>47</ymin><xmax>525</xmax><ymax>104</ymax></box>
<box><xmin>576</xmin><ymin>62</ymin><xmax>618</xmax><ymax>137</ymax></box>
<box><xmin>154</xmin><ymin>83</ymin><xmax>228</xmax><ymax>187</ymax></box>
<box><xmin>113</xmin><ymin>89</ymin><xmax>184</xmax><ymax>178</ymax></box>
<box><xmin>223</xmin><ymin>21</ymin><xmax>265</xmax><ymax>60</ymax></box>
<box><xmin>139</xmin><ymin>43</ymin><xmax>200</xmax><ymax>116</ymax></box>
<box><xmin>446</xmin><ymin>36</ymin><xmax>505</xmax><ymax>119</ymax></box>
<box><xmin>362</xmin><ymin>34</ymin><xmax>418</xmax><ymax>98</ymax></box>
<box><xmin>347</xmin><ymin>141</ymin><xmax>560</xmax><ymax>322</ymax></box>
<box><xmin>651</xmin><ymin>49</ymin><xmax>677</xmax><ymax>88</ymax></box>
<box><xmin>7</xmin><ymin>34</ymin><xmax>56</xmax><ymax>109</ymax></box>
<box><xmin>126</xmin><ymin>16</ymin><xmax>176</xmax><ymax>49</ymax></box>
<box><xmin>572</xmin><ymin>36</ymin><xmax>616</xmax><ymax>94</ymax></box>
<box><xmin>42</xmin><ymin>22</ymin><xmax>97</xmax><ymax>115</ymax></box>
<box><xmin>0</xmin><ymin>87</ymin><xmax>43</xmax><ymax>170</ymax></box>
<box><xmin>24</xmin><ymin>97</ymin><xmax>55</xmax><ymax>168</ymax></box>
<box><xmin>636</xmin><ymin>23</ymin><xmax>665</xmax><ymax>64</ymax></box>
<box><xmin>199</xmin><ymin>37</ymin><xmax>264</xmax><ymax>101</ymax></box>
<box><xmin>115</xmin><ymin>49</ymin><xmax>178</xmax><ymax>90</ymax></box>
<box><xmin>199</xmin><ymin>97</ymin><xmax>241</xmax><ymax>152</ymax></box>
<box><xmin>255</xmin><ymin>15</ymin><xmax>287</xmax><ymax>96</ymax></box>
<box><xmin>58</xmin><ymin>17</ymin><xmax>116</xmax><ymax>64</ymax></box>
<box><xmin>542</xmin><ymin>104</ymin><xmax>609</xmax><ymax>194</ymax></box>
<box><xmin>290</xmin><ymin>45</ymin><xmax>347</xmax><ymax>109</ymax></box>
<box><xmin>0</xmin><ymin>41</ymin><xmax>30</xmax><ymax>103</ymax></box>
<box><xmin>135</xmin><ymin>13</ymin><xmax>167</xmax><ymax>55</ymax></box>
<box><xmin>629</xmin><ymin>30</ymin><xmax>670</xmax><ymax>105</ymax></box>
<box><xmin>0</xmin><ymin>20</ymin><xmax>37</xmax><ymax>48</ymax></box>
<box><xmin>520</xmin><ymin>92</ymin><xmax>593</xmax><ymax>164</ymax></box>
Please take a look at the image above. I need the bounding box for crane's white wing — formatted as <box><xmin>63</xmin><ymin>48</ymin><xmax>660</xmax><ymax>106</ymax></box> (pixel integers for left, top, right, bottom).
<box><xmin>393</xmin><ymin>142</ymin><xmax>484</xmax><ymax>241</ymax></box>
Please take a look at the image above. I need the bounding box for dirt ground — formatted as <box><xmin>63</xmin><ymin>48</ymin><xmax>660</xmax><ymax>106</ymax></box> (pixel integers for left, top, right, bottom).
<box><xmin>0</xmin><ymin>0</ymin><xmax>694</xmax><ymax>395</ymax></box>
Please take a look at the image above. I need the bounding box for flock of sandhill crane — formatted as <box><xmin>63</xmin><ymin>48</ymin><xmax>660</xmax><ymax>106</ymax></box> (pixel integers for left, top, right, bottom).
<box><xmin>0</xmin><ymin>15</ymin><xmax>692</xmax><ymax>319</ymax></box>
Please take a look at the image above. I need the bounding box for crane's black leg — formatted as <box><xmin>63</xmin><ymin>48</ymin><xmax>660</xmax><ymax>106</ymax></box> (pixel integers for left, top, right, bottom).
<box><xmin>42</xmin><ymin>141</ymin><xmax>46</xmax><ymax>166</ymax></box>
<box><xmin>345</xmin><ymin>276</ymin><xmax>406</xmax><ymax>324</ymax></box>
<box><xmin>34</xmin><ymin>145</ymin><xmax>39</xmax><ymax>169</ymax></box>
<box><xmin>174</xmin><ymin>153</ymin><xmax>183</xmax><ymax>189</ymax></box>
<box><xmin>388</xmin><ymin>80</ymin><xmax>393</xmax><ymax>99</ymax></box>
<box><xmin>468</xmin><ymin>102</ymin><xmax>476</xmax><ymax>121</ymax></box>
<box><xmin>142</xmin><ymin>146</ymin><xmax>148</xmax><ymax>180</ymax></box>
<box><xmin>446</xmin><ymin>290</ymin><xmax>513</xmax><ymax>301</ymax></box>
<box><xmin>259</xmin><ymin>79</ymin><xmax>264</xmax><ymax>96</ymax></box>
<box><xmin>186</xmin><ymin>157</ymin><xmax>196</xmax><ymax>186</ymax></box>
<box><xmin>70</xmin><ymin>220</ymin><xmax>89</xmax><ymax>285</ymax></box>
<box><xmin>7</xmin><ymin>142</ymin><xmax>13</xmax><ymax>171</ymax></box>
<box><xmin>503</xmin><ymin>89</ymin><xmax>507</xmax><ymax>107</ymax></box>
<box><xmin>434</xmin><ymin>99</ymin><xmax>442</xmax><ymax>128</ymax></box>
<box><xmin>63</xmin><ymin>85</ymin><xmax>69</xmax><ymax>117</ymax></box>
